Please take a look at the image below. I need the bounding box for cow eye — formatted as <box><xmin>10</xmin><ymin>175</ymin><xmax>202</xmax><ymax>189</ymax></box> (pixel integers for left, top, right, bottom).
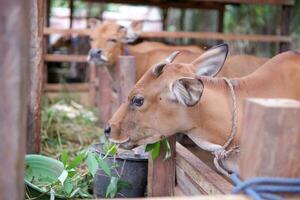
<box><xmin>107</xmin><ymin>38</ymin><xmax>117</xmax><ymax>43</ymax></box>
<box><xmin>131</xmin><ymin>96</ymin><xmax>144</xmax><ymax>107</ymax></box>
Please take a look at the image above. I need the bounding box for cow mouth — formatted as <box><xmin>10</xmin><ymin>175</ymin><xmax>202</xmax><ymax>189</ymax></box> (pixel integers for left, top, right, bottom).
<box><xmin>109</xmin><ymin>137</ymin><xmax>137</xmax><ymax>150</ymax></box>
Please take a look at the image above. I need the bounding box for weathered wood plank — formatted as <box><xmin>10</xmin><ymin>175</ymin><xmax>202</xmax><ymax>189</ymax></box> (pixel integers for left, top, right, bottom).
<box><xmin>85</xmin><ymin>0</ymin><xmax>294</xmax><ymax>7</ymax></box>
<box><xmin>140</xmin><ymin>31</ymin><xmax>292</xmax><ymax>43</ymax></box>
<box><xmin>176</xmin><ymin>143</ymin><xmax>233</xmax><ymax>195</ymax></box>
<box><xmin>116</xmin><ymin>56</ymin><xmax>136</xmax><ymax>105</ymax></box>
<box><xmin>147</xmin><ymin>136</ymin><xmax>176</xmax><ymax>197</ymax></box>
<box><xmin>279</xmin><ymin>5</ymin><xmax>292</xmax><ymax>52</ymax></box>
<box><xmin>44</xmin><ymin>83</ymin><xmax>90</xmax><ymax>92</ymax></box>
<box><xmin>0</xmin><ymin>0</ymin><xmax>30</xmax><ymax>199</ymax></box>
<box><xmin>97</xmin><ymin>67</ymin><xmax>115</xmax><ymax>126</ymax></box>
<box><xmin>44</xmin><ymin>54</ymin><xmax>87</xmax><ymax>63</ymax></box>
<box><xmin>240</xmin><ymin>98</ymin><xmax>300</xmax><ymax>179</ymax></box>
<box><xmin>176</xmin><ymin>166</ymin><xmax>207</xmax><ymax>195</ymax></box>
<box><xmin>88</xmin><ymin>63</ymin><xmax>98</xmax><ymax>106</ymax></box>
<box><xmin>43</xmin><ymin>27</ymin><xmax>92</xmax><ymax>36</ymax></box>
<box><xmin>43</xmin><ymin>28</ymin><xmax>292</xmax><ymax>43</ymax></box>
<box><xmin>27</xmin><ymin>0</ymin><xmax>45</xmax><ymax>153</ymax></box>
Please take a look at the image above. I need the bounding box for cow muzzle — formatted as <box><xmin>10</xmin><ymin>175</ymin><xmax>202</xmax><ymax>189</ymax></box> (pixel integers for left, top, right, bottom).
<box><xmin>104</xmin><ymin>123</ymin><xmax>134</xmax><ymax>149</ymax></box>
<box><xmin>87</xmin><ymin>48</ymin><xmax>108</xmax><ymax>64</ymax></box>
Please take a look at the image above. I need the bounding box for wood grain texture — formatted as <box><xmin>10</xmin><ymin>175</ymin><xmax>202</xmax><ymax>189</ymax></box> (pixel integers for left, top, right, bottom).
<box><xmin>97</xmin><ymin>67</ymin><xmax>115</xmax><ymax>126</ymax></box>
<box><xmin>147</xmin><ymin>136</ymin><xmax>176</xmax><ymax>197</ymax></box>
<box><xmin>43</xmin><ymin>27</ymin><xmax>292</xmax><ymax>43</ymax></box>
<box><xmin>116</xmin><ymin>56</ymin><xmax>136</xmax><ymax>105</ymax></box>
<box><xmin>44</xmin><ymin>54</ymin><xmax>87</xmax><ymax>63</ymax></box>
<box><xmin>176</xmin><ymin>143</ymin><xmax>233</xmax><ymax>195</ymax></box>
<box><xmin>44</xmin><ymin>83</ymin><xmax>90</xmax><ymax>92</ymax></box>
<box><xmin>88</xmin><ymin>63</ymin><xmax>98</xmax><ymax>106</ymax></box>
<box><xmin>85</xmin><ymin>0</ymin><xmax>294</xmax><ymax>8</ymax></box>
<box><xmin>240</xmin><ymin>98</ymin><xmax>300</xmax><ymax>179</ymax></box>
<box><xmin>0</xmin><ymin>0</ymin><xmax>30</xmax><ymax>199</ymax></box>
<box><xmin>27</xmin><ymin>0</ymin><xmax>45</xmax><ymax>153</ymax></box>
<box><xmin>279</xmin><ymin>5</ymin><xmax>292</xmax><ymax>52</ymax></box>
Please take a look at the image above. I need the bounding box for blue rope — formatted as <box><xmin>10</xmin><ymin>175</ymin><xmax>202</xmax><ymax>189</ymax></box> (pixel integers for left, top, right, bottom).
<box><xmin>230</xmin><ymin>173</ymin><xmax>300</xmax><ymax>200</ymax></box>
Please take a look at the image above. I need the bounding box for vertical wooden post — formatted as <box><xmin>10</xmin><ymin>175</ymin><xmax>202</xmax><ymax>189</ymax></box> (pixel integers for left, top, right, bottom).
<box><xmin>69</xmin><ymin>0</ymin><xmax>74</xmax><ymax>29</ymax></box>
<box><xmin>27</xmin><ymin>0</ymin><xmax>45</xmax><ymax>153</ymax></box>
<box><xmin>116</xmin><ymin>56</ymin><xmax>136</xmax><ymax>105</ymax></box>
<box><xmin>89</xmin><ymin>63</ymin><xmax>97</xmax><ymax>106</ymax></box>
<box><xmin>97</xmin><ymin>66</ymin><xmax>115</xmax><ymax>126</ymax></box>
<box><xmin>217</xmin><ymin>5</ymin><xmax>224</xmax><ymax>33</ymax></box>
<box><xmin>0</xmin><ymin>0</ymin><xmax>30</xmax><ymax>199</ymax></box>
<box><xmin>147</xmin><ymin>135</ymin><xmax>176</xmax><ymax>197</ymax></box>
<box><xmin>162</xmin><ymin>8</ymin><xmax>168</xmax><ymax>31</ymax></box>
<box><xmin>43</xmin><ymin>0</ymin><xmax>51</xmax><ymax>84</ymax></box>
<box><xmin>239</xmin><ymin>98</ymin><xmax>300</xmax><ymax>179</ymax></box>
<box><xmin>279</xmin><ymin>5</ymin><xmax>292</xmax><ymax>52</ymax></box>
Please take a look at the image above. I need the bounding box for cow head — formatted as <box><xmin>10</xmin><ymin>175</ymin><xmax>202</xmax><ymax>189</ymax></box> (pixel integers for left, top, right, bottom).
<box><xmin>104</xmin><ymin>44</ymin><xmax>229</xmax><ymax>149</ymax></box>
<box><xmin>87</xmin><ymin>19</ymin><xmax>142</xmax><ymax>66</ymax></box>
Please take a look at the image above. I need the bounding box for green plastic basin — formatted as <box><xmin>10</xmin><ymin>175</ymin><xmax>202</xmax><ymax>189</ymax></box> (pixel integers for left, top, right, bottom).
<box><xmin>25</xmin><ymin>154</ymin><xmax>65</xmax><ymax>199</ymax></box>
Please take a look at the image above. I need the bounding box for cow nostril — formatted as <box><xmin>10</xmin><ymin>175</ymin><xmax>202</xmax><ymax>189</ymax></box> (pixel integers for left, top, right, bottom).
<box><xmin>96</xmin><ymin>49</ymin><xmax>102</xmax><ymax>54</ymax></box>
<box><xmin>104</xmin><ymin>125</ymin><xmax>111</xmax><ymax>137</ymax></box>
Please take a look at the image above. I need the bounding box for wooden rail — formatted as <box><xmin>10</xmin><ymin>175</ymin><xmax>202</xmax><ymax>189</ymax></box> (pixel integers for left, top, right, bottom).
<box><xmin>44</xmin><ymin>54</ymin><xmax>87</xmax><ymax>63</ymax></box>
<box><xmin>140</xmin><ymin>31</ymin><xmax>292</xmax><ymax>43</ymax></box>
<box><xmin>43</xmin><ymin>27</ymin><xmax>292</xmax><ymax>43</ymax></box>
<box><xmin>44</xmin><ymin>83</ymin><xmax>90</xmax><ymax>92</ymax></box>
<box><xmin>176</xmin><ymin>143</ymin><xmax>233</xmax><ymax>195</ymax></box>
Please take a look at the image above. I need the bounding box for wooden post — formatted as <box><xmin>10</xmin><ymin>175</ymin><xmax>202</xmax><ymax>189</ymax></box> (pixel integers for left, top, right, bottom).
<box><xmin>43</xmin><ymin>0</ymin><xmax>51</xmax><ymax>84</ymax></box>
<box><xmin>176</xmin><ymin>143</ymin><xmax>233</xmax><ymax>195</ymax></box>
<box><xmin>162</xmin><ymin>8</ymin><xmax>168</xmax><ymax>31</ymax></box>
<box><xmin>147</xmin><ymin>135</ymin><xmax>176</xmax><ymax>197</ymax></box>
<box><xmin>279</xmin><ymin>5</ymin><xmax>292</xmax><ymax>52</ymax></box>
<box><xmin>27</xmin><ymin>0</ymin><xmax>45</xmax><ymax>153</ymax></box>
<box><xmin>69</xmin><ymin>0</ymin><xmax>74</xmax><ymax>28</ymax></box>
<box><xmin>217</xmin><ymin>5</ymin><xmax>224</xmax><ymax>33</ymax></box>
<box><xmin>239</xmin><ymin>98</ymin><xmax>300</xmax><ymax>179</ymax></box>
<box><xmin>116</xmin><ymin>56</ymin><xmax>136</xmax><ymax>105</ymax></box>
<box><xmin>0</xmin><ymin>0</ymin><xmax>30</xmax><ymax>199</ymax></box>
<box><xmin>97</xmin><ymin>66</ymin><xmax>115</xmax><ymax>126</ymax></box>
<box><xmin>89</xmin><ymin>63</ymin><xmax>97</xmax><ymax>106</ymax></box>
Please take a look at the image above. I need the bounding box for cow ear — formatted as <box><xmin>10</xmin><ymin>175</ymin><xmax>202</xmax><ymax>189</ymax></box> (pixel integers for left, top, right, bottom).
<box><xmin>191</xmin><ymin>43</ymin><xmax>228</xmax><ymax>77</ymax></box>
<box><xmin>171</xmin><ymin>78</ymin><xmax>204</xmax><ymax>107</ymax></box>
<box><xmin>121</xmin><ymin>21</ymin><xmax>143</xmax><ymax>43</ymax></box>
<box><xmin>87</xmin><ymin>18</ymin><xmax>101</xmax><ymax>28</ymax></box>
<box><xmin>130</xmin><ymin>20</ymin><xmax>143</xmax><ymax>33</ymax></box>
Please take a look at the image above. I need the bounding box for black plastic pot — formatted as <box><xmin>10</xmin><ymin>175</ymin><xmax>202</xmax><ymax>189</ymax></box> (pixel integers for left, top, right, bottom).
<box><xmin>92</xmin><ymin>144</ymin><xmax>148</xmax><ymax>198</ymax></box>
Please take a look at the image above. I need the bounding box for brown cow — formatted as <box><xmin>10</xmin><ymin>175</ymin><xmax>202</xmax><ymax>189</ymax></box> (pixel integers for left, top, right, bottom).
<box><xmin>104</xmin><ymin>44</ymin><xmax>300</xmax><ymax>175</ymax></box>
<box><xmin>87</xmin><ymin>20</ymin><xmax>204</xmax><ymax>79</ymax></box>
<box><xmin>87</xmin><ymin>20</ymin><xmax>268</xmax><ymax>80</ymax></box>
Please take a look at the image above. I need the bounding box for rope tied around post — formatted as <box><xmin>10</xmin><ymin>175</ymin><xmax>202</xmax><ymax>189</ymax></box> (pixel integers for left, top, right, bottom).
<box><xmin>231</xmin><ymin>173</ymin><xmax>300</xmax><ymax>200</ymax></box>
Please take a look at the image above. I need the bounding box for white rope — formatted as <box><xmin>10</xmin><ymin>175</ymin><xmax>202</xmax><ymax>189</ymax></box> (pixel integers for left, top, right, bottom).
<box><xmin>212</xmin><ymin>77</ymin><xmax>239</xmax><ymax>176</ymax></box>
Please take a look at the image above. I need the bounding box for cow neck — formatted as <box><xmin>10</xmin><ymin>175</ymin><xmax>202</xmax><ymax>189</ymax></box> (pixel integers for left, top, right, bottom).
<box><xmin>211</xmin><ymin>77</ymin><xmax>240</xmax><ymax>176</ymax></box>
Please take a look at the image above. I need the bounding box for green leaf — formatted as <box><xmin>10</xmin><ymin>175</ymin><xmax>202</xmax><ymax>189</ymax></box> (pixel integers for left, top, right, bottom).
<box><xmin>145</xmin><ymin>143</ymin><xmax>157</xmax><ymax>152</ymax></box>
<box><xmin>105</xmin><ymin>177</ymin><xmax>118</xmax><ymax>198</ymax></box>
<box><xmin>108</xmin><ymin>144</ymin><xmax>118</xmax><ymax>156</ymax></box>
<box><xmin>145</xmin><ymin>141</ymin><xmax>161</xmax><ymax>160</ymax></box>
<box><xmin>98</xmin><ymin>158</ymin><xmax>111</xmax><ymax>177</ymax></box>
<box><xmin>86</xmin><ymin>152</ymin><xmax>99</xmax><ymax>177</ymax></box>
<box><xmin>67</xmin><ymin>152</ymin><xmax>86</xmax><ymax>169</ymax></box>
<box><xmin>60</xmin><ymin>150</ymin><xmax>68</xmax><ymax>166</ymax></box>
<box><xmin>69</xmin><ymin>187</ymin><xmax>81</xmax><ymax>198</ymax></box>
<box><xmin>63</xmin><ymin>178</ymin><xmax>73</xmax><ymax>194</ymax></box>
<box><xmin>162</xmin><ymin>138</ymin><xmax>171</xmax><ymax>160</ymax></box>
<box><xmin>58</xmin><ymin>170</ymin><xmax>68</xmax><ymax>185</ymax></box>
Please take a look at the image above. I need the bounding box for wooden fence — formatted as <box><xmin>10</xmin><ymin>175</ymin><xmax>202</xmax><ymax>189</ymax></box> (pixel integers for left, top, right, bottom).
<box><xmin>147</xmin><ymin>98</ymin><xmax>300</xmax><ymax>198</ymax></box>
